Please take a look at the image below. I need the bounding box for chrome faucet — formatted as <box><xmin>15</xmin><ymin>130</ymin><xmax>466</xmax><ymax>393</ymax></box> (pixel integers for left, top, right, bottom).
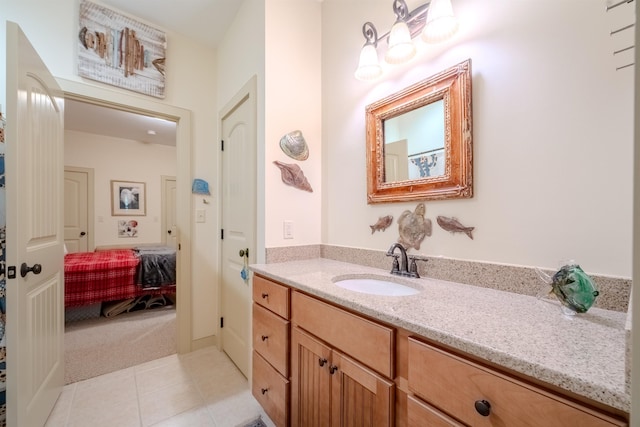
<box><xmin>386</xmin><ymin>243</ymin><xmax>424</xmax><ymax>278</ymax></box>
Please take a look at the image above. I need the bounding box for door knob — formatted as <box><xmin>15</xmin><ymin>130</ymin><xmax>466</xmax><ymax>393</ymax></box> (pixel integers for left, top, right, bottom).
<box><xmin>239</xmin><ymin>248</ymin><xmax>249</xmax><ymax>257</ymax></box>
<box><xmin>80</xmin><ymin>231</ymin><xmax>86</xmax><ymax>236</ymax></box>
<box><xmin>20</xmin><ymin>263</ymin><xmax>42</xmax><ymax>278</ymax></box>
<box><xmin>168</xmin><ymin>230</ymin><xmax>172</xmax><ymax>234</ymax></box>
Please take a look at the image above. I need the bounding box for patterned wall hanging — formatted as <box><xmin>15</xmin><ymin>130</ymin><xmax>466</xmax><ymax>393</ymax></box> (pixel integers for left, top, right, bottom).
<box><xmin>78</xmin><ymin>0</ymin><xmax>167</xmax><ymax>98</ymax></box>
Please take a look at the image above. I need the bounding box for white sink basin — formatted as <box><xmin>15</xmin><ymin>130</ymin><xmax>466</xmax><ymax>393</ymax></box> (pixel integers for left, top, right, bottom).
<box><xmin>333</xmin><ymin>277</ymin><xmax>421</xmax><ymax>296</ymax></box>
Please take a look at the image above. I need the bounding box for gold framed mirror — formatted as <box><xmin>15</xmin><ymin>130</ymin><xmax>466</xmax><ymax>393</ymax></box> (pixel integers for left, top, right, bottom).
<box><xmin>366</xmin><ymin>59</ymin><xmax>473</xmax><ymax>204</ymax></box>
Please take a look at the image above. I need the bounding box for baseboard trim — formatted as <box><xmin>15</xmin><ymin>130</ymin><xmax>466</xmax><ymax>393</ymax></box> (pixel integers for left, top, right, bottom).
<box><xmin>190</xmin><ymin>335</ymin><xmax>216</xmax><ymax>352</ymax></box>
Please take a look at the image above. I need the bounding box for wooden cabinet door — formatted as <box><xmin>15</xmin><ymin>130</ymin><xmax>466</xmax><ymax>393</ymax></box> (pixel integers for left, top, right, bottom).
<box><xmin>330</xmin><ymin>350</ymin><xmax>394</xmax><ymax>427</ymax></box>
<box><xmin>291</xmin><ymin>327</ymin><xmax>332</xmax><ymax>427</ymax></box>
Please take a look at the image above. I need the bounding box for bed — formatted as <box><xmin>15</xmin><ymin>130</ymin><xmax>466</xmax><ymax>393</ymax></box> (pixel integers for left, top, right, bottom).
<box><xmin>64</xmin><ymin>246</ymin><xmax>176</xmax><ymax>309</ymax></box>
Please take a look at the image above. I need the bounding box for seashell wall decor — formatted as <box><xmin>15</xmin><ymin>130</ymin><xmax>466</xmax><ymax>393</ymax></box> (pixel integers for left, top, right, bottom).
<box><xmin>279</xmin><ymin>130</ymin><xmax>309</xmax><ymax>161</ymax></box>
<box><xmin>273</xmin><ymin>160</ymin><xmax>313</xmax><ymax>192</ymax></box>
<box><xmin>397</xmin><ymin>203</ymin><xmax>432</xmax><ymax>250</ymax></box>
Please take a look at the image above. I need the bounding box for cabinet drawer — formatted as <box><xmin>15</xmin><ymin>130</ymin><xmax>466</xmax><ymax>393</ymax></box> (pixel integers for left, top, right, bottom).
<box><xmin>408</xmin><ymin>338</ymin><xmax>626</xmax><ymax>427</ymax></box>
<box><xmin>252</xmin><ymin>351</ymin><xmax>290</xmax><ymax>427</ymax></box>
<box><xmin>253</xmin><ymin>275</ymin><xmax>290</xmax><ymax>319</ymax></box>
<box><xmin>292</xmin><ymin>291</ymin><xmax>394</xmax><ymax>378</ymax></box>
<box><xmin>407</xmin><ymin>395</ymin><xmax>464</xmax><ymax>427</ymax></box>
<box><xmin>253</xmin><ymin>303</ymin><xmax>290</xmax><ymax>377</ymax></box>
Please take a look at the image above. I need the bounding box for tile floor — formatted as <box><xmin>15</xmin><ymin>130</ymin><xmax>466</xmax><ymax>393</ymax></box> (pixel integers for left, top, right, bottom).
<box><xmin>45</xmin><ymin>346</ymin><xmax>276</xmax><ymax>427</ymax></box>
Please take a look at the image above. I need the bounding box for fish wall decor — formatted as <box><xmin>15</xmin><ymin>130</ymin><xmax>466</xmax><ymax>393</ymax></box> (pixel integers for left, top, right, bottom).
<box><xmin>273</xmin><ymin>160</ymin><xmax>313</xmax><ymax>192</ymax></box>
<box><xmin>397</xmin><ymin>203</ymin><xmax>432</xmax><ymax>250</ymax></box>
<box><xmin>369</xmin><ymin>215</ymin><xmax>393</xmax><ymax>234</ymax></box>
<box><xmin>436</xmin><ymin>216</ymin><xmax>474</xmax><ymax>239</ymax></box>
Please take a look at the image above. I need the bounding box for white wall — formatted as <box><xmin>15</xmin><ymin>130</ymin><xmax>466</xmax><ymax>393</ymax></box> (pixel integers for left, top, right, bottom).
<box><xmin>322</xmin><ymin>0</ymin><xmax>634</xmax><ymax>278</ymax></box>
<box><xmin>65</xmin><ymin>130</ymin><xmax>177</xmax><ymax>247</ymax></box>
<box><xmin>265</xmin><ymin>1</ymin><xmax>322</xmax><ymax>247</ymax></box>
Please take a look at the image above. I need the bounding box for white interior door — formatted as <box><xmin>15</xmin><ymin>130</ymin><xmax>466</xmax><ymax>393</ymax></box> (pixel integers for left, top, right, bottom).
<box><xmin>384</xmin><ymin>139</ymin><xmax>409</xmax><ymax>182</ymax></box>
<box><xmin>220</xmin><ymin>80</ymin><xmax>256</xmax><ymax>377</ymax></box>
<box><xmin>64</xmin><ymin>167</ymin><xmax>93</xmax><ymax>253</ymax></box>
<box><xmin>5</xmin><ymin>22</ymin><xmax>65</xmax><ymax>427</ymax></box>
<box><xmin>161</xmin><ymin>175</ymin><xmax>177</xmax><ymax>248</ymax></box>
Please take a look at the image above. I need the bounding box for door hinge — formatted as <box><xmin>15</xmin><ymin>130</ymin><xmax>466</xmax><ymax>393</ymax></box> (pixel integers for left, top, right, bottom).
<box><xmin>221</xmin><ymin>140</ymin><xmax>224</xmax><ymax>151</ymax></box>
<box><xmin>220</xmin><ymin>317</ymin><xmax>224</xmax><ymax>328</ymax></box>
<box><xmin>7</xmin><ymin>266</ymin><xmax>16</xmax><ymax>279</ymax></box>
<box><xmin>178</xmin><ymin>243</ymin><xmax>181</xmax><ymax>250</ymax></box>
<box><xmin>221</xmin><ymin>229</ymin><xmax>224</xmax><ymax>239</ymax></box>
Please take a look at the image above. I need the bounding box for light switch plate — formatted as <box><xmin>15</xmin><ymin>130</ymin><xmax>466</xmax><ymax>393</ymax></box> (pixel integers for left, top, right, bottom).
<box><xmin>283</xmin><ymin>220</ymin><xmax>293</xmax><ymax>239</ymax></box>
<box><xmin>196</xmin><ymin>209</ymin><xmax>206</xmax><ymax>223</ymax></box>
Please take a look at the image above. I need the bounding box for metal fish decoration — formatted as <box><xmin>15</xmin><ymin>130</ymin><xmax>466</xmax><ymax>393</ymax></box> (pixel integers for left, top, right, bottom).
<box><xmin>273</xmin><ymin>160</ymin><xmax>313</xmax><ymax>192</ymax></box>
<box><xmin>436</xmin><ymin>216</ymin><xmax>474</xmax><ymax>240</ymax></box>
<box><xmin>370</xmin><ymin>215</ymin><xmax>393</xmax><ymax>234</ymax></box>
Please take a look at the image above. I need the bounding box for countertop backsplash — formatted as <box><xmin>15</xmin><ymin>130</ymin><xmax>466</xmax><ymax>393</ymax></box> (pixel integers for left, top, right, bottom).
<box><xmin>265</xmin><ymin>244</ymin><xmax>631</xmax><ymax>313</ymax></box>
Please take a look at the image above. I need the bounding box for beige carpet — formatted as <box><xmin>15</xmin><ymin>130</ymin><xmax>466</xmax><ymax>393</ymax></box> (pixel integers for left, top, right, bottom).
<box><xmin>64</xmin><ymin>305</ymin><xmax>177</xmax><ymax>384</ymax></box>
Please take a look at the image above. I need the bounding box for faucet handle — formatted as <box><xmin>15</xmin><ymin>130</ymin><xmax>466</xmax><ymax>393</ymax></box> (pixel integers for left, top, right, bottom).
<box><xmin>407</xmin><ymin>256</ymin><xmax>427</xmax><ymax>277</ymax></box>
<box><xmin>388</xmin><ymin>254</ymin><xmax>400</xmax><ymax>274</ymax></box>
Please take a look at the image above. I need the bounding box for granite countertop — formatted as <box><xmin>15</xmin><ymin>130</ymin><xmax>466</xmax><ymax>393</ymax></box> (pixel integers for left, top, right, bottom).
<box><xmin>250</xmin><ymin>258</ymin><xmax>630</xmax><ymax>413</ymax></box>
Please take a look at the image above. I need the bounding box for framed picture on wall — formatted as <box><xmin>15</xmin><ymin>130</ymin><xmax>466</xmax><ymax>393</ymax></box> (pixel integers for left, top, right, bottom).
<box><xmin>111</xmin><ymin>180</ymin><xmax>146</xmax><ymax>216</ymax></box>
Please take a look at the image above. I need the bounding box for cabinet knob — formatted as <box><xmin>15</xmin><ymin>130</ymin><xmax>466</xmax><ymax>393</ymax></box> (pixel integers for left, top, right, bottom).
<box><xmin>261</xmin><ymin>388</ymin><xmax>268</xmax><ymax>395</ymax></box>
<box><xmin>329</xmin><ymin>365</ymin><xmax>338</xmax><ymax>374</ymax></box>
<box><xmin>474</xmin><ymin>399</ymin><xmax>491</xmax><ymax>417</ymax></box>
<box><xmin>261</xmin><ymin>293</ymin><xmax>268</xmax><ymax>299</ymax></box>
<box><xmin>318</xmin><ymin>358</ymin><xmax>327</xmax><ymax>367</ymax></box>
<box><xmin>261</xmin><ymin>335</ymin><xmax>268</xmax><ymax>341</ymax></box>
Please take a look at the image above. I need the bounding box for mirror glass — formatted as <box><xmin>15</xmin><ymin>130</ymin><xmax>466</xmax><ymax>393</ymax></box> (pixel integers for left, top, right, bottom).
<box><xmin>366</xmin><ymin>59</ymin><xmax>473</xmax><ymax>204</ymax></box>
<box><xmin>383</xmin><ymin>100</ymin><xmax>445</xmax><ymax>182</ymax></box>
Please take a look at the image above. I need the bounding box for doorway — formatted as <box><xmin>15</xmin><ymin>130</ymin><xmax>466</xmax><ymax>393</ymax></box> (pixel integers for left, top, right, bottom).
<box><xmin>59</xmin><ymin>78</ymin><xmax>193</xmax><ymax>355</ymax></box>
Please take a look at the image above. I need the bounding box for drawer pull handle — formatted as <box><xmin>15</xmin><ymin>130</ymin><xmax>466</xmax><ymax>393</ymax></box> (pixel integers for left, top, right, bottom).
<box><xmin>261</xmin><ymin>335</ymin><xmax>268</xmax><ymax>341</ymax></box>
<box><xmin>261</xmin><ymin>388</ymin><xmax>268</xmax><ymax>395</ymax></box>
<box><xmin>261</xmin><ymin>293</ymin><xmax>269</xmax><ymax>299</ymax></box>
<box><xmin>318</xmin><ymin>358</ymin><xmax>327</xmax><ymax>367</ymax></box>
<box><xmin>474</xmin><ymin>399</ymin><xmax>491</xmax><ymax>417</ymax></box>
<box><xmin>329</xmin><ymin>365</ymin><xmax>338</xmax><ymax>374</ymax></box>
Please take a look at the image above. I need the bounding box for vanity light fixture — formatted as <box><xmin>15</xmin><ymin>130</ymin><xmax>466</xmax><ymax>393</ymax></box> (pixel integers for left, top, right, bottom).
<box><xmin>355</xmin><ymin>0</ymin><xmax>459</xmax><ymax>81</ymax></box>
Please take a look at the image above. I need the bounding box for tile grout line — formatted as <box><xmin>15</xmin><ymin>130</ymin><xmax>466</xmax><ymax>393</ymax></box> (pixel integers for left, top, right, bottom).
<box><xmin>133</xmin><ymin>369</ymin><xmax>144</xmax><ymax>427</ymax></box>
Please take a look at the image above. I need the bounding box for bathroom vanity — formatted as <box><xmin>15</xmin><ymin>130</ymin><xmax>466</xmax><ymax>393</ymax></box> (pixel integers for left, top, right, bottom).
<box><xmin>250</xmin><ymin>258</ymin><xmax>629</xmax><ymax>426</ymax></box>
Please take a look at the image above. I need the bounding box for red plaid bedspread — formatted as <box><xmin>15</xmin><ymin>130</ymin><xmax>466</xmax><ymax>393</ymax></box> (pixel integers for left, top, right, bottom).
<box><xmin>64</xmin><ymin>250</ymin><xmax>174</xmax><ymax>307</ymax></box>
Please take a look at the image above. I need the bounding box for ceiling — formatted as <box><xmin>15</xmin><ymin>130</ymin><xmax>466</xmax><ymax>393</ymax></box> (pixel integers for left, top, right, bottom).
<box><xmin>65</xmin><ymin>0</ymin><xmax>243</xmax><ymax>146</ymax></box>
<box><xmin>96</xmin><ymin>0</ymin><xmax>242</xmax><ymax>50</ymax></box>
<box><xmin>65</xmin><ymin>99</ymin><xmax>178</xmax><ymax>146</ymax></box>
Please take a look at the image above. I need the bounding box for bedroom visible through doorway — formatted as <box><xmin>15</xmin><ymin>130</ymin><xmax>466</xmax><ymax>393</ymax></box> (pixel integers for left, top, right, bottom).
<box><xmin>63</xmin><ymin>96</ymin><xmax>181</xmax><ymax>382</ymax></box>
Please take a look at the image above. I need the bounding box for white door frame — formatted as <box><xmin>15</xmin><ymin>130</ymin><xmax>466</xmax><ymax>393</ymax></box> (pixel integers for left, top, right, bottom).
<box><xmin>64</xmin><ymin>166</ymin><xmax>95</xmax><ymax>251</ymax></box>
<box><xmin>57</xmin><ymin>78</ymin><xmax>193</xmax><ymax>354</ymax></box>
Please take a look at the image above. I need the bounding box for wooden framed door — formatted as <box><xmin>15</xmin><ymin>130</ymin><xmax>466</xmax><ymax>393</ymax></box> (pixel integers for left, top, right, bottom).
<box><xmin>291</xmin><ymin>327</ymin><xmax>332</xmax><ymax>427</ymax></box>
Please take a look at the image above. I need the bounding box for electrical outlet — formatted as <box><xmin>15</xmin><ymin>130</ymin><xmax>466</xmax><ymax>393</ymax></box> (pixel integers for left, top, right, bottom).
<box><xmin>283</xmin><ymin>220</ymin><xmax>294</xmax><ymax>239</ymax></box>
